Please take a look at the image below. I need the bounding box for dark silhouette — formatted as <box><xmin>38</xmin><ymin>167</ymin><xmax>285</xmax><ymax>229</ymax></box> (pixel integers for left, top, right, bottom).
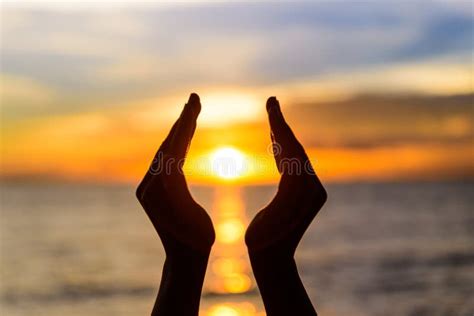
<box><xmin>245</xmin><ymin>96</ymin><xmax>327</xmax><ymax>316</ymax></box>
<box><xmin>136</xmin><ymin>93</ymin><xmax>327</xmax><ymax>316</ymax></box>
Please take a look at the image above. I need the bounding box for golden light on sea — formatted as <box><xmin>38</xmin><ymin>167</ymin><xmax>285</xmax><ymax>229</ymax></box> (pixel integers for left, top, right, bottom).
<box><xmin>205</xmin><ymin>186</ymin><xmax>254</xmax><ymax>295</ymax></box>
<box><xmin>205</xmin><ymin>302</ymin><xmax>261</xmax><ymax>316</ymax></box>
<box><xmin>216</xmin><ymin>218</ymin><xmax>246</xmax><ymax>244</ymax></box>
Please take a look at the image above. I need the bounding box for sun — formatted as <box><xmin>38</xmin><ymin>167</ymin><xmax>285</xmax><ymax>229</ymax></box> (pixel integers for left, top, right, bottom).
<box><xmin>210</xmin><ymin>147</ymin><xmax>246</xmax><ymax>180</ymax></box>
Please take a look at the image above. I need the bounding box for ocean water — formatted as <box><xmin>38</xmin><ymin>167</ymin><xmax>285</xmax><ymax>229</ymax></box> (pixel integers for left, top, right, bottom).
<box><xmin>1</xmin><ymin>182</ymin><xmax>473</xmax><ymax>316</ymax></box>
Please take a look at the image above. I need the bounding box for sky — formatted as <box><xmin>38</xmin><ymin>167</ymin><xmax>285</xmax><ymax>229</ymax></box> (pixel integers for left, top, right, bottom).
<box><xmin>1</xmin><ymin>0</ymin><xmax>473</xmax><ymax>184</ymax></box>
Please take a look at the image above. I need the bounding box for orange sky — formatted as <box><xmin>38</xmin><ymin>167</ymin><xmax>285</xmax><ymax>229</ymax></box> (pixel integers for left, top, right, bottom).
<box><xmin>1</xmin><ymin>3</ymin><xmax>473</xmax><ymax>184</ymax></box>
<box><xmin>2</xmin><ymin>96</ymin><xmax>472</xmax><ymax>184</ymax></box>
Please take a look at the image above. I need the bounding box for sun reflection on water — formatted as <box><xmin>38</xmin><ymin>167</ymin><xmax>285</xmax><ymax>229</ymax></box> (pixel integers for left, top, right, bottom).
<box><xmin>204</xmin><ymin>302</ymin><xmax>264</xmax><ymax>316</ymax></box>
<box><xmin>205</xmin><ymin>186</ymin><xmax>254</xmax><ymax>295</ymax></box>
<box><xmin>216</xmin><ymin>218</ymin><xmax>246</xmax><ymax>244</ymax></box>
<box><xmin>201</xmin><ymin>185</ymin><xmax>265</xmax><ymax>315</ymax></box>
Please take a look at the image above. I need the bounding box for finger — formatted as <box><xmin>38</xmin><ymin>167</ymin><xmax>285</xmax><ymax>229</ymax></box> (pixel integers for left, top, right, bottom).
<box><xmin>266</xmin><ymin>96</ymin><xmax>305</xmax><ymax>161</ymax></box>
<box><xmin>169</xmin><ymin>93</ymin><xmax>201</xmax><ymax>160</ymax></box>
<box><xmin>149</xmin><ymin>117</ymin><xmax>180</xmax><ymax>174</ymax></box>
<box><xmin>137</xmin><ymin>118</ymin><xmax>180</xmax><ymax>198</ymax></box>
<box><xmin>270</xmin><ymin>131</ymin><xmax>283</xmax><ymax>174</ymax></box>
<box><xmin>158</xmin><ymin>118</ymin><xmax>180</xmax><ymax>154</ymax></box>
<box><xmin>267</xmin><ymin>96</ymin><xmax>295</xmax><ymax>148</ymax></box>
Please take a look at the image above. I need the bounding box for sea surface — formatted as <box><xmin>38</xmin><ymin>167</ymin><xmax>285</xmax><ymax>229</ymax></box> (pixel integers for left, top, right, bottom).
<box><xmin>1</xmin><ymin>182</ymin><xmax>473</xmax><ymax>316</ymax></box>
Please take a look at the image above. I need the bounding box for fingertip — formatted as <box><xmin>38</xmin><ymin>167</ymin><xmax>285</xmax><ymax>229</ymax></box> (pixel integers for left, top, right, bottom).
<box><xmin>266</xmin><ymin>96</ymin><xmax>279</xmax><ymax>113</ymax></box>
<box><xmin>188</xmin><ymin>92</ymin><xmax>200</xmax><ymax>104</ymax></box>
<box><xmin>185</xmin><ymin>93</ymin><xmax>201</xmax><ymax>117</ymax></box>
<box><xmin>265</xmin><ymin>96</ymin><xmax>294</xmax><ymax>147</ymax></box>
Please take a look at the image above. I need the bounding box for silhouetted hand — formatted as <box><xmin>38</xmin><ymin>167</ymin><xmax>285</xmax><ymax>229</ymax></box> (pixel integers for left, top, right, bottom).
<box><xmin>136</xmin><ymin>93</ymin><xmax>214</xmax><ymax>316</ymax></box>
<box><xmin>245</xmin><ymin>97</ymin><xmax>327</xmax><ymax>316</ymax></box>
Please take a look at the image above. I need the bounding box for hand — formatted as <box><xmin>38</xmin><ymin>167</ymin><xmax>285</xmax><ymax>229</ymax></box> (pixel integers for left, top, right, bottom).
<box><xmin>246</xmin><ymin>96</ymin><xmax>326</xmax><ymax>255</ymax></box>
<box><xmin>136</xmin><ymin>93</ymin><xmax>215</xmax><ymax>256</ymax></box>
<box><xmin>136</xmin><ymin>93</ymin><xmax>214</xmax><ymax>316</ymax></box>
<box><xmin>245</xmin><ymin>97</ymin><xmax>327</xmax><ymax>316</ymax></box>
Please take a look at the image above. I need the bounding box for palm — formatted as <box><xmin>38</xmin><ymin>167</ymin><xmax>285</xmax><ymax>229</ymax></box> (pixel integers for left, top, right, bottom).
<box><xmin>245</xmin><ymin>97</ymin><xmax>327</xmax><ymax>255</ymax></box>
<box><xmin>136</xmin><ymin>94</ymin><xmax>215</xmax><ymax>255</ymax></box>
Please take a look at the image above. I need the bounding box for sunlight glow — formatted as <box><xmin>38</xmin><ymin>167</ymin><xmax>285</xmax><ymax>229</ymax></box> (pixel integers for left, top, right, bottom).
<box><xmin>222</xmin><ymin>273</ymin><xmax>252</xmax><ymax>293</ymax></box>
<box><xmin>208</xmin><ymin>305</ymin><xmax>240</xmax><ymax>316</ymax></box>
<box><xmin>205</xmin><ymin>303</ymin><xmax>259</xmax><ymax>316</ymax></box>
<box><xmin>211</xmin><ymin>147</ymin><xmax>246</xmax><ymax>180</ymax></box>
<box><xmin>199</xmin><ymin>92</ymin><xmax>262</xmax><ymax>126</ymax></box>
<box><xmin>216</xmin><ymin>219</ymin><xmax>245</xmax><ymax>244</ymax></box>
<box><xmin>205</xmin><ymin>187</ymin><xmax>254</xmax><ymax>295</ymax></box>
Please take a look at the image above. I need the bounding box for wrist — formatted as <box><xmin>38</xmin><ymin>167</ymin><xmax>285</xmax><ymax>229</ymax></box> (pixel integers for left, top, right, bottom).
<box><xmin>247</xmin><ymin>236</ymin><xmax>294</xmax><ymax>262</ymax></box>
<box><xmin>249</xmin><ymin>249</ymin><xmax>294</xmax><ymax>276</ymax></box>
<box><xmin>163</xmin><ymin>232</ymin><xmax>213</xmax><ymax>263</ymax></box>
<box><xmin>153</xmin><ymin>251</ymin><xmax>209</xmax><ymax>316</ymax></box>
<box><xmin>248</xmin><ymin>250</ymin><xmax>317</xmax><ymax>316</ymax></box>
<box><xmin>166</xmin><ymin>248</ymin><xmax>210</xmax><ymax>273</ymax></box>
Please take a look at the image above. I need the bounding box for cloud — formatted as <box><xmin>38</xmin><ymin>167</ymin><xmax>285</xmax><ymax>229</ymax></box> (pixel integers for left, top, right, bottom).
<box><xmin>284</xmin><ymin>93</ymin><xmax>473</xmax><ymax>148</ymax></box>
<box><xmin>1</xmin><ymin>1</ymin><xmax>473</xmax><ymax>183</ymax></box>
<box><xmin>276</xmin><ymin>58</ymin><xmax>473</xmax><ymax>100</ymax></box>
<box><xmin>393</xmin><ymin>12</ymin><xmax>473</xmax><ymax>60</ymax></box>
<box><xmin>0</xmin><ymin>75</ymin><xmax>57</xmax><ymax>108</ymax></box>
<box><xmin>1</xmin><ymin>1</ymin><xmax>471</xmax><ymax>101</ymax></box>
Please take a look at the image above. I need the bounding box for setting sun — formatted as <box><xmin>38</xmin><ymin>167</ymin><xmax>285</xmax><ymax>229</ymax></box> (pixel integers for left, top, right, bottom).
<box><xmin>210</xmin><ymin>147</ymin><xmax>247</xmax><ymax>180</ymax></box>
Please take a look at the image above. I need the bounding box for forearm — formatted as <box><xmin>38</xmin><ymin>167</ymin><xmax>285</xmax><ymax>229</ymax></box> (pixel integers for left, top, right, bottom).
<box><xmin>152</xmin><ymin>249</ymin><xmax>210</xmax><ymax>316</ymax></box>
<box><xmin>249</xmin><ymin>249</ymin><xmax>317</xmax><ymax>316</ymax></box>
